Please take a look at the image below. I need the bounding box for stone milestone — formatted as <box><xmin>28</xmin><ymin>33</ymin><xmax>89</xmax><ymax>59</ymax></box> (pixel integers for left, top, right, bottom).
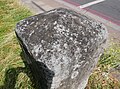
<box><xmin>15</xmin><ymin>8</ymin><xmax>108</xmax><ymax>89</ymax></box>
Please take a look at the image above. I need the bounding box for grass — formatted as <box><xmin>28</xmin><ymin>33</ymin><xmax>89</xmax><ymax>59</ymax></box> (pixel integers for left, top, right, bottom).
<box><xmin>0</xmin><ymin>0</ymin><xmax>33</xmax><ymax>89</ymax></box>
<box><xmin>86</xmin><ymin>43</ymin><xmax>120</xmax><ymax>89</ymax></box>
<box><xmin>0</xmin><ymin>0</ymin><xmax>120</xmax><ymax>89</ymax></box>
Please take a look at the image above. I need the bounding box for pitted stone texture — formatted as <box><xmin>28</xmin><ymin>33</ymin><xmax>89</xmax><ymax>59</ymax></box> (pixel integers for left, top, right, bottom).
<box><xmin>15</xmin><ymin>8</ymin><xmax>108</xmax><ymax>89</ymax></box>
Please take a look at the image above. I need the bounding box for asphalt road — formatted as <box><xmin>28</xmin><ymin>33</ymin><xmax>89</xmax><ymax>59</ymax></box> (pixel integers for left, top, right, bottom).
<box><xmin>63</xmin><ymin>0</ymin><xmax>120</xmax><ymax>25</ymax></box>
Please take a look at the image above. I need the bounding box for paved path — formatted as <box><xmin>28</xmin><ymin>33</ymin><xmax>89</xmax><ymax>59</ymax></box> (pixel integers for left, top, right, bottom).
<box><xmin>19</xmin><ymin>0</ymin><xmax>69</xmax><ymax>14</ymax></box>
<box><xmin>63</xmin><ymin>0</ymin><xmax>120</xmax><ymax>26</ymax></box>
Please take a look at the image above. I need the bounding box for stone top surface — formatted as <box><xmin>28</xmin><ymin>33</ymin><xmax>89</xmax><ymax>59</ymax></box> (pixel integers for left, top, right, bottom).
<box><xmin>16</xmin><ymin>8</ymin><xmax>107</xmax><ymax>68</ymax></box>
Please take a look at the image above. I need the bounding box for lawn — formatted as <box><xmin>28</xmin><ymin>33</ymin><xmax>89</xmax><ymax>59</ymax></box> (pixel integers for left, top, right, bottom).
<box><xmin>0</xmin><ymin>0</ymin><xmax>120</xmax><ymax>89</ymax></box>
<box><xmin>86</xmin><ymin>43</ymin><xmax>120</xmax><ymax>89</ymax></box>
<box><xmin>0</xmin><ymin>0</ymin><xmax>33</xmax><ymax>88</ymax></box>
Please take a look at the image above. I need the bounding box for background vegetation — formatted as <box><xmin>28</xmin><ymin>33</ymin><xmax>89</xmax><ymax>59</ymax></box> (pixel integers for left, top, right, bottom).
<box><xmin>0</xmin><ymin>0</ymin><xmax>120</xmax><ymax>89</ymax></box>
<box><xmin>0</xmin><ymin>0</ymin><xmax>33</xmax><ymax>88</ymax></box>
<box><xmin>86</xmin><ymin>43</ymin><xmax>120</xmax><ymax>89</ymax></box>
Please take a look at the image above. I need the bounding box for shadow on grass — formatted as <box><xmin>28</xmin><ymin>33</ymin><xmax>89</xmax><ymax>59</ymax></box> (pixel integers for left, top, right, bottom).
<box><xmin>0</xmin><ymin>52</ymin><xmax>35</xmax><ymax>89</ymax></box>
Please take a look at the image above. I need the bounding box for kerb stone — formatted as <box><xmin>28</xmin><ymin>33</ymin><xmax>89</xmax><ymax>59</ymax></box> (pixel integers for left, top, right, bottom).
<box><xmin>15</xmin><ymin>8</ymin><xmax>108</xmax><ymax>89</ymax></box>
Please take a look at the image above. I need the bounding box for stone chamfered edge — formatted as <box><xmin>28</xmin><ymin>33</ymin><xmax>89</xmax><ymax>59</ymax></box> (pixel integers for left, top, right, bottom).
<box><xmin>15</xmin><ymin>8</ymin><xmax>108</xmax><ymax>89</ymax></box>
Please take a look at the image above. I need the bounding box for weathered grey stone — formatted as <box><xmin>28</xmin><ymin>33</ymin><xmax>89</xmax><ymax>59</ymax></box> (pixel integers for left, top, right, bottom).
<box><xmin>15</xmin><ymin>8</ymin><xmax>108</xmax><ymax>89</ymax></box>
